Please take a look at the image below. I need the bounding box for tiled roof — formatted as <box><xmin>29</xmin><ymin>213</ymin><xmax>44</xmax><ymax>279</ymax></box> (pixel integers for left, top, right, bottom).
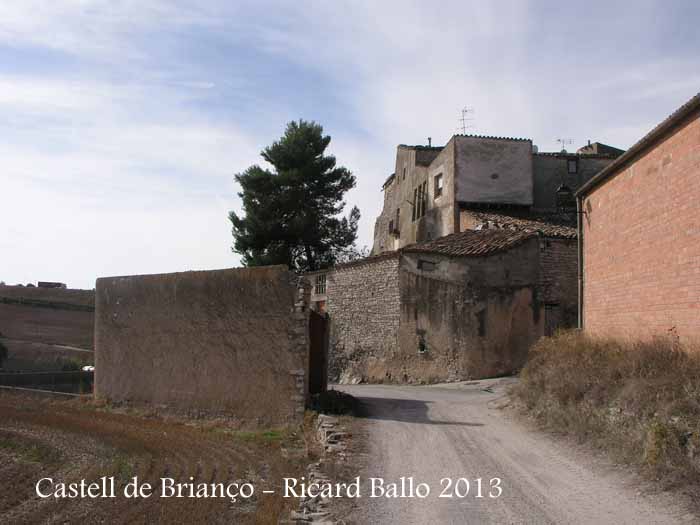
<box><xmin>577</xmin><ymin>92</ymin><xmax>700</xmax><ymax>196</ymax></box>
<box><xmin>403</xmin><ymin>229</ymin><xmax>536</xmax><ymax>257</ymax></box>
<box><xmin>463</xmin><ymin>209</ymin><xmax>577</xmax><ymax>239</ymax></box>
<box><xmin>453</xmin><ymin>134</ymin><xmax>531</xmax><ymax>142</ymax></box>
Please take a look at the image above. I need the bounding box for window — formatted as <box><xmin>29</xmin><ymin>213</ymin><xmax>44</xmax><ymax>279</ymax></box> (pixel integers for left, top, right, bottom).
<box><xmin>567</xmin><ymin>158</ymin><xmax>578</xmax><ymax>174</ymax></box>
<box><xmin>412</xmin><ymin>188</ymin><xmax>418</xmax><ymax>221</ymax></box>
<box><xmin>476</xmin><ymin>309</ymin><xmax>487</xmax><ymax>337</ymax></box>
<box><xmin>388</xmin><ymin>219</ymin><xmax>394</xmax><ymax>233</ymax></box>
<box><xmin>413</xmin><ymin>182</ymin><xmax>428</xmax><ymax>221</ymax></box>
<box><xmin>315</xmin><ymin>274</ymin><xmax>326</xmax><ymax>295</ymax></box>
<box><xmin>402</xmin><ymin>166</ymin><xmax>406</xmax><ymax>180</ymax></box>
<box><xmin>434</xmin><ymin>173</ymin><xmax>443</xmax><ymax>198</ymax></box>
<box><xmin>417</xmin><ymin>260</ymin><xmax>436</xmax><ymax>271</ymax></box>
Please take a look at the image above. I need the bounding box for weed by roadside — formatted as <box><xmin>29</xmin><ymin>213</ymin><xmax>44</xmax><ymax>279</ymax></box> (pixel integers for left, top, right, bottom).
<box><xmin>512</xmin><ymin>330</ymin><xmax>700</xmax><ymax>493</ymax></box>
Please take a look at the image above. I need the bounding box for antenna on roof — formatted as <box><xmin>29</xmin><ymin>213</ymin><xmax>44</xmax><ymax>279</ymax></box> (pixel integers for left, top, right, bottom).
<box><xmin>457</xmin><ymin>107</ymin><xmax>475</xmax><ymax>134</ymax></box>
<box><xmin>556</xmin><ymin>138</ymin><xmax>573</xmax><ymax>153</ymax></box>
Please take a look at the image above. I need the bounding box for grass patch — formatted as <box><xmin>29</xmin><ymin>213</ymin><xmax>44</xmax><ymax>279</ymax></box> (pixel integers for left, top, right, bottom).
<box><xmin>0</xmin><ymin>432</ymin><xmax>58</xmax><ymax>464</ymax></box>
<box><xmin>512</xmin><ymin>330</ymin><xmax>700</xmax><ymax>489</ymax></box>
<box><xmin>233</xmin><ymin>429</ymin><xmax>286</xmax><ymax>443</ymax></box>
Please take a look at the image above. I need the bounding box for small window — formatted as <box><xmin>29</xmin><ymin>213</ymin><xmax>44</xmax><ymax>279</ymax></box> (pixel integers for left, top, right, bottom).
<box><xmin>413</xmin><ymin>183</ymin><xmax>428</xmax><ymax>221</ymax></box>
<box><xmin>402</xmin><ymin>167</ymin><xmax>406</xmax><ymax>180</ymax></box>
<box><xmin>412</xmin><ymin>188</ymin><xmax>418</xmax><ymax>221</ymax></box>
<box><xmin>388</xmin><ymin>219</ymin><xmax>394</xmax><ymax>233</ymax></box>
<box><xmin>434</xmin><ymin>173</ymin><xmax>443</xmax><ymax>198</ymax></box>
<box><xmin>476</xmin><ymin>309</ymin><xmax>487</xmax><ymax>337</ymax></box>
<box><xmin>567</xmin><ymin>158</ymin><xmax>578</xmax><ymax>174</ymax></box>
<box><xmin>417</xmin><ymin>260</ymin><xmax>436</xmax><ymax>272</ymax></box>
<box><xmin>315</xmin><ymin>274</ymin><xmax>326</xmax><ymax>295</ymax></box>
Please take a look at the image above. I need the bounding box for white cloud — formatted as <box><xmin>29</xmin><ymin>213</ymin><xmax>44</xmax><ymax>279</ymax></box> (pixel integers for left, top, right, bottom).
<box><xmin>1</xmin><ymin>1</ymin><xmax>699</xmax><ymax>288</ymax></box>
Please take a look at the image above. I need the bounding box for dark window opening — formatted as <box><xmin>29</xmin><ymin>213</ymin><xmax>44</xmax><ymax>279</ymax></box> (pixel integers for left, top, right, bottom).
<box><xmin>434</xmin><ymin>173</ymin><xmax>443</xmax><ymax>198</ymax></box>
<box><xmin>567</xmin><ymin>158</ymin><xmax>578</xmax><ymax>174</ymax></box>
<box><xmin>413</xmin><ymin>181</ymin><xmax>428</xmax><ymax>221</ymax></box>
<box><xmin>417</xmin><ymin>260</ymin><xmax>436</xmax><ymax>271</ymax></box>
<box><xmin>402</xmin><ymin>167</ymin><xmax>406</xmax><ymax>180</ymax></box>
<box><xmin>412</xmin><ymin>188</ymin><xmax>418</xmax><ymax>221</ymax></box>
<box><xmin>315</xmin><ymin>273</ymin><xmax>326</xmax><ymax>295</ymax></box>
<box><xmin>476</xmin><ymin>309</ymin><xmax>487</xmax><ymax>337</ymax></box>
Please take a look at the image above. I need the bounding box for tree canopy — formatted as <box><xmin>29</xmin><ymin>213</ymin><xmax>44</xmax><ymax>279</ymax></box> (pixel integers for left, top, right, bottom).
<box><xmin>230</xmin><ymin>120</ymin><xmax>360</xmax><ymax>272</ymax></box>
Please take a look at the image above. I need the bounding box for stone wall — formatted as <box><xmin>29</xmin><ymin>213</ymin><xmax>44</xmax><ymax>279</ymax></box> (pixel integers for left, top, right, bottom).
<box><xmin>538</xmin><ymin>238</ymin><xmax>578</xmax><ymax>332</ymax></box>
<box><xmin>326</xmin><ymin>239</ymin><xmax>547</xmax><ymax>383</ymax></box>
<box><xmin>95</xmin><ymin>265</ymin><xmax>311</xmax><ymax>426</ymax></box>
<box><xmin>397</xmin><ymin>241</ymin><xmax>542</xmax><ymax>382</ymax></box>
<box><xmin>581</xmin><ymin>107</ymin><xmax>700</xmax><ymax>341</ymax></box>
<box><xmin>325</xmin><ymin>255</ymin><xmax>401</xmax><ymax>382</ymax></box>
<box><xmin>373</xmin><ymin>142</ymin><xmax>457</xmax><ymax>254</ymax></box>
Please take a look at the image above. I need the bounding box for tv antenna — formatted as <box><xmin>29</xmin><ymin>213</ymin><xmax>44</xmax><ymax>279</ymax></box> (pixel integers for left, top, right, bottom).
<box><xmin>556</xmin><ymin>138</ymin><xmax>573</xmax><ymax>153</ymax></box>
<box><xmin>457</xmin><ymin>107</ymin><xmax>475</xmax><ymax>134</ymax></box>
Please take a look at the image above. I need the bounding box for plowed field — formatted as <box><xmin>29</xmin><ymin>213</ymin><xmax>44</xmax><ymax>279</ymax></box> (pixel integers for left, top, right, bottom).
<box><xmin>0</xmin><ymin>391</ymin><xmax>307</xmax><ymax>524</ymax></box>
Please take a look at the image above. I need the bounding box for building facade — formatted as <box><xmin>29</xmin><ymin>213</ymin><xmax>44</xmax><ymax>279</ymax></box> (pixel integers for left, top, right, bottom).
<box><xmin>313</xmin><ymin>225</ymin><xmax>577</xmax><ymax>384</ymax></box>
<box><xmin>373</xmin><ymin>135</ymin><xmax>621</xmax><ymax>254</ymax></box>
<box><xmin>577</xmin><ymin>93</ymin><xmax>700</xmax><ymax>341</ymax></box>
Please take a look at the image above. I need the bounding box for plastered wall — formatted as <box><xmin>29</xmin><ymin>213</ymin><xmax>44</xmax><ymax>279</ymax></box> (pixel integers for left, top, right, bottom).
<box><xmin>95</xmin><ymin>265</ymin><xmax>310</xmax><ymax>425</ymax></box>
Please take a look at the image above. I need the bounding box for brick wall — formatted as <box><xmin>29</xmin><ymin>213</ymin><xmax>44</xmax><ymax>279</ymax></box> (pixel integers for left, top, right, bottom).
<box><xmin>538</xmin><ymin>238</ymin><xmax>578</xmax><ymax>328</ymax></box>
<box><xmin>95</xmin><ymin>266</ymin><xmax>311</xmax><ymax>426</ymax></box>
<box><xmin>325</xmin><ymin>255</ymin><xmax>401</xmax><ymax>382</ymax></box>
<box><xmin>582</xmin><ymin>109</ymin><xmax>700</xmax><ymax>341</ymax></box>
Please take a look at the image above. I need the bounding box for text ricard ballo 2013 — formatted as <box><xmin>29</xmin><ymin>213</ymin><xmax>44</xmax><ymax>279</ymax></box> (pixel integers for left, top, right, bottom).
<box><xmin>36</xmin><ymin>476</ymin><xmax>503</xmax><ymax>502</ymax></box>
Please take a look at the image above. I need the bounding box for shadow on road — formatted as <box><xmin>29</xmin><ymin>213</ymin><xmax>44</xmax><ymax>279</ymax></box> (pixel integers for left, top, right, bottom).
<box><xmin>353</xmin><ymin>396</ymin><xmax>484</xmax><ymax>427</ymax></box>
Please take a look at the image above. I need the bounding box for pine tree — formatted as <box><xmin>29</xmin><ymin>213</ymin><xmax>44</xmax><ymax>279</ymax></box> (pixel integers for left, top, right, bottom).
<box><xmin>230</xmin><ymin>120</ymin><xmax>360</xmax><ymax>272</ymax></box>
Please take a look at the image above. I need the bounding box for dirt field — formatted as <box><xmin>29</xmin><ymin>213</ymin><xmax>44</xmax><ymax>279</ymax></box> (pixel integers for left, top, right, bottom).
<box><xmin>0</xmin><ymin>286</ymin><xmax>94</xmax><ymax>308</ymax></box>
<box><xmin>0</xmin><ymin>391</ymin><xmax>309</xmax><ymax>524</ymax></box>
<box><xmin>0</xmin><ymin>286</ymin><xmax>95</xmax><ymax>371</ymax></box>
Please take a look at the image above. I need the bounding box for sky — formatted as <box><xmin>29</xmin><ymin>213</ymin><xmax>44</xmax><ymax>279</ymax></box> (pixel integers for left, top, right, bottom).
<box><xmin>1</xmin><ymin>1</ymin><xmax>699</xmax><ymax>289</ymax></box>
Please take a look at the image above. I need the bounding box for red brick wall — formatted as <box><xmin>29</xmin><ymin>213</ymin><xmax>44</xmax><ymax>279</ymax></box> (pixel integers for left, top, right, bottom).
<box><xmin>582</xmin><ymin>109</ymin><xmax>700</xmax><ymax>341</ymax></box>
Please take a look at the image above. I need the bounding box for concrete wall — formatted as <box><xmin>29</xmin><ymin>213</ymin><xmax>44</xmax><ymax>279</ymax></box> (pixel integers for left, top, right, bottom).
<box><xmin>95</xmin><ymin>266</ymin><xmax>310</xmax><ymax>425</ymax></box>
<box><xmin>581</xmin><ymin>108</ymin><xmax>700</xmax><ymax>341</ymax></box>
<box><xmin>373</xmin><ymin>142</ymin><xmax>457</xmax><ymax>254</ymax></box>
<box><xmin>533</xmin><ymin>154</ymin><xmax>613</xmax><ymax>211</ymax></box>
<box><xmin>325</xmin><ymin>255</ymin><xmax>401</xmax><ymax>382</ymax></box>
<box><xmin>455</xmin><ymin>136</ymin><xmax>533</xmax><ymax>206</ymax></box>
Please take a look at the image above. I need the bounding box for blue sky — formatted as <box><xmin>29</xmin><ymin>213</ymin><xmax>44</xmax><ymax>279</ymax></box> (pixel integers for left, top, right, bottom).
<box><xmin>1</xmin><ymin>1</ymin><xmax>699</xmax><ymax>289</ymax></box>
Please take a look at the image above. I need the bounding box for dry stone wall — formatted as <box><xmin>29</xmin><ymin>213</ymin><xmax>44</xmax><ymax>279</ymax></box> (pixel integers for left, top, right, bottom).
<box><xmin>326</xmin><ymin>255</ymin><xmax>401</xmax><ymax>383</ymax></box>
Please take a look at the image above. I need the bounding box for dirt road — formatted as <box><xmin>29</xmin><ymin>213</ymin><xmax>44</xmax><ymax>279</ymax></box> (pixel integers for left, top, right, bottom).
<box><xmin>339</xmin><ymin>380</ymin><xmax>696</xmax><ymax>524</ymax></box>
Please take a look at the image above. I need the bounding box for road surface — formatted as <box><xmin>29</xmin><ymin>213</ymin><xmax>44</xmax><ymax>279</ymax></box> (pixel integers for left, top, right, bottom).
<box><xmin>338</xmin><ymin>380</ymin><xmax>695</xmax><ymax>524</ymax></box>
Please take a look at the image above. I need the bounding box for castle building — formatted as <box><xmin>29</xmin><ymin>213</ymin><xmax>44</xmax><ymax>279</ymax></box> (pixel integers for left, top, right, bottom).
<box><xmin>312</xmin><ymin>134</ymin><xmax>622</xmax><ymax>383</ymax></box>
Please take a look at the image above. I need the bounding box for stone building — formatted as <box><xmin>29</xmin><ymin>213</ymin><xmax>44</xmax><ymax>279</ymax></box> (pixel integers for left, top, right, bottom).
<box><xmin>312</xmin><ymin>222</ymin><xmax>576</xmax><ymax>383</ymax></box>
<box><xmin>310</xmin><ymin>132</ymin><xmax>622</xmax><ymax>383</ymax></box>
<box><xmin>577</xmin><ymin>93</ymin><xmax>700</xmax><ymax>341</ymax></box>
<box><xmin>372</xmin><ymin>135</ymin><xmax>621</xmax><ymax>254</ymax></box>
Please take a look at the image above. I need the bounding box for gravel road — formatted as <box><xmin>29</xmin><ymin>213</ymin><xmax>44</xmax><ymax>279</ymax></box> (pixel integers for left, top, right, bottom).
<box><xmin>338</xmin><ymin>380</ymin><xmax>696</xmax><ymax>524</ymax></box>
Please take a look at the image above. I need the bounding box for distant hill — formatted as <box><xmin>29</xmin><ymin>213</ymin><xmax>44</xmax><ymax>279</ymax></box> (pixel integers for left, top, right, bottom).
<box><xmin>0</xmin><ymin>285</ymin><xmax>94</xmax><ymax>309</ymax></box>
<box><xmin>0</xmin><ymin>285</ymin><xmax>94</xmax><ymax>371</ymax></box>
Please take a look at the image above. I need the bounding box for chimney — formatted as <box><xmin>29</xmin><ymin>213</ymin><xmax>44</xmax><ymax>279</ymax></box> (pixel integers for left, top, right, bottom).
<box><xmin>427</xmin><ymin>137</ymin><xmax>432</xmax><ymax>147</ymax></box>
<box><xmin>587</xmin><ymin>139</ymin><xmax>591</xmax><ymax>146</ymax></box>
